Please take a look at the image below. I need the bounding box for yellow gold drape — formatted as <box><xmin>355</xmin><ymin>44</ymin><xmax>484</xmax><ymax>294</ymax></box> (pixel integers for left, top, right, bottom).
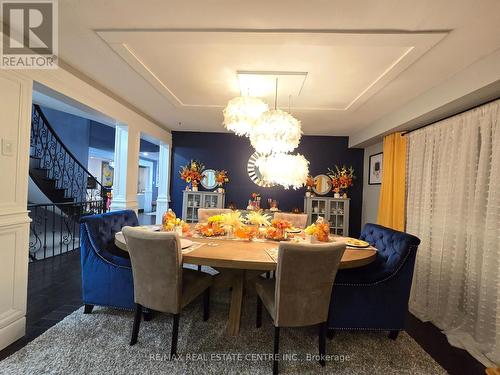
<box><xmin>377</xmin><ymin>132</ymin><xmax>407</xmax><ymax>231</ymax></box>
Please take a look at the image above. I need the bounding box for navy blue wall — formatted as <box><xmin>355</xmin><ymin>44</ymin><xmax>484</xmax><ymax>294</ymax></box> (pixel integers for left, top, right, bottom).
<box><xmin>171</xmin><ymin>131</ymin><xmax>364</xmax><ymax>237</ymax></box>
<box><xmin>41</xmin><ymin>106</ymin><xmax>90</xmax><ymax>167</ymax></box>
<box><xmin>89</xmin><ymin>121</ymin><xmax>115</xmax><ymax>151</ymax></box>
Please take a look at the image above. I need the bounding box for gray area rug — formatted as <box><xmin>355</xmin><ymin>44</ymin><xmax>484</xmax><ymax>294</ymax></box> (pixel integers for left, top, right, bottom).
<box><xmin>0</xmin><ymin>290</ymin><xmax>447</xmax><ymax>374</ymax></box>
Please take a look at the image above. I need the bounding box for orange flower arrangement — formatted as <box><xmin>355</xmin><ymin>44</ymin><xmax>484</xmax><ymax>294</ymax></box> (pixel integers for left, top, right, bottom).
<box><xmin>271</xmin><ymin>218</ymin><xmax>293</xmax><ymax>230</ymax></box>
<box><xmin>328</xmin><ymin>165</ymin><xmax>355</xmax><ymax>194</ymax></box>
<box><xmin>215</xmin><ymin>170</ymin><xmax>229</xmax><ymax>186</ymax></box>
<box><xmin>306</xmin><ymin>175</ymin><xmax>315</xmax><ymax>188</ymax></box>
<box><xmin>195</xmin><ymin>221</ymin><xmax>225</xmax><ymax>237</ymax></box>
<box><xmin>180</xmin><ymin>160</ymin><xmax>204</xmax><ymax>187</ymax></box>
<box><xmin>305</xmin><ymin>222</ymin><xmax>330</xmax><ymax>242</ymax></box>
<box><xmin>234</xmin><ymin>225</ymin><xmax>258</xmax><ymax>241</ymax></box>
<box><xmin>265</xmin><ymin>219</ymin><xmax>293</xmax><ymax>241</ymax></box>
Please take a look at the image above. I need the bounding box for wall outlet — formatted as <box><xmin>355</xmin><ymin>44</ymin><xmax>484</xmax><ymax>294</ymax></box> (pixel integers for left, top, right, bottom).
<box><xmin>2</xmin><ymin>139</ymin><xmax>15</xmax><ymax>156</ymax></box>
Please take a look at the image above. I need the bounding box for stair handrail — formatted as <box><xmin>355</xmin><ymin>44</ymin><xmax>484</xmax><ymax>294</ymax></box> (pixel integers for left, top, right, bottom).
<box><xmin>32</xmin><ymin>104</ymin><xmax>108</xmax><ymax>193</ymax></box>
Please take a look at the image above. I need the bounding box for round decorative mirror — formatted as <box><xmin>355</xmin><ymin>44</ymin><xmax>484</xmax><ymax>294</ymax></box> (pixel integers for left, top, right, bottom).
<box><xmin>201</xmin><ymin>169</ymin><xmax>217</xmax><ymax>190</ymax></box>
<box><xmin>313</xmin><ymin>174</ymin><xmax>332</xmax><ymax>195</ymax></box>
<box><xmin>247</xmin><ymin>152</ymin><xmax>275</xmax><ymax>187</ymax></box>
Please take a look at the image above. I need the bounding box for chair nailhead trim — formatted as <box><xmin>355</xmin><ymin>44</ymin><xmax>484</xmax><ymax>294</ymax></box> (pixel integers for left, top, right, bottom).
<box><xmin>334</xmin><ymin>244</ymin><xmax>418</xmax><ymax>287</ymax></box>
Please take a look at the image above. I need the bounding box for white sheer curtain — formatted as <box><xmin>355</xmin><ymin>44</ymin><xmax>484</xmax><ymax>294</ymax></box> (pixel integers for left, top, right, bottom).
<box><xmin>407</xmin><ymin>99</ymin><xmax>500</xmax><ymax>367</ymax></box>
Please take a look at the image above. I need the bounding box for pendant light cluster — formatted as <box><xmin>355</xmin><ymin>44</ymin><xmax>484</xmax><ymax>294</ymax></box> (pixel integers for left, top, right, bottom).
<box><xmin>223</xmin><ymin>77</ymin><xmax>309</xmax><ymax>189</ymax></box>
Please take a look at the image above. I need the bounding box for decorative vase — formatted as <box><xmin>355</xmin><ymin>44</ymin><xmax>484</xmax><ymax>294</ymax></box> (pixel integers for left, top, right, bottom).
<box><xmin>217</xmin><ymin>187</ymin><xmax>224</xmax><ymax>193</ymax></box>
<box><xmin>305</xmin><ymin>191</ymin><xmax>311</xmax><ymax>197</ymax></box>
<box><xmin>192</xmin><ymin>183</ymin><xmax>198</xmax><ymax>192</ymax></box>
<box><xmin>342</xmin><ymin>193</ymin><xmax>348</xmax><ymax>199</ymax></box>
<box><xmin>305</xmin><ymin>234</ymin><xmax>318</xmax><ymax>244</ymax></box>
<box><xmin>334</xmin><ymin>193</ymin><xmax>340</xmax><ymax>198</ymax></box>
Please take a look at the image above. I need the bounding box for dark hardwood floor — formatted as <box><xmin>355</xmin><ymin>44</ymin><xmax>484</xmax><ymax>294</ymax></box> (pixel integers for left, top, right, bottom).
<box><xmin>0</xmin><ymin>250</ymin><xmax>82</xmax><ymax>361</ymax></box>
<box><xmin>0</xmin><ymin>249</ymin><xmax>487</xmax><ymax>374</ymax></box>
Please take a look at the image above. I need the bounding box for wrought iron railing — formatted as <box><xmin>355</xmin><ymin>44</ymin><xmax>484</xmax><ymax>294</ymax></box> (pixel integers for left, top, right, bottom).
<box><xmin>28</xmin><ymin>201</ymin><xmax>107</xmax><ymax>261</ymax></box>
<box><xmin>30</xmin><ymin>104</ymin><xmax>110</xmax><ymax>206</ymax></box>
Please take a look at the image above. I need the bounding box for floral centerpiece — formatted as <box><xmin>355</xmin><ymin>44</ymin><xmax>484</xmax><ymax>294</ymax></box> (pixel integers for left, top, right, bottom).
<box><xmin>264</xmin><ymin>218</ymin><xmax>293</xmax><ymax>241</ymax></box>
<box><xmin>234</xmin><ymin>225</ymin><xmax>258</xmax><ymax>241</ymax></box>
<box><xmin>180</xmin><ymin>159</ymin><xmax>205</xmax><ymax>191</ymax></box>
<box><xmin>215</xmin><ymin>170</ymin><xmax>229</xmax><ymax>193</ymax></box>
<box><xmin>328</xmin><ymin>165</ymin><xmax>356</xmax><ymax>198</ymax></box>
<box><xmin>246</xmin><ymin>210</ymin><xmax>272</xmax><ymax>227</ymax></box>
<box><xmin>195</xmin><ymin>221</ymin><xmax>226</xmax><ymax>237</ymax></box>
<box><xmin>162</xmin><ymin>209</ymin><xmax>190</xmax><ymax>235</ymax></box>
<box><xmin>304</xmin><ymin>221</ymin><xmax>330</xmax><ymax>242</ymax></box>
<box><xmin>305</xmin><ymin>175</ymin><xmax>315</xmax><ymax>197</ymax></box>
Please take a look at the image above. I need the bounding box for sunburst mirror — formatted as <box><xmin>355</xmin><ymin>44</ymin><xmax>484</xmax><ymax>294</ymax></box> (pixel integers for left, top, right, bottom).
<box><xmin>247</xmin><ymin>152</ymin><xmax>275</xmax><ymax>187</ymax></box>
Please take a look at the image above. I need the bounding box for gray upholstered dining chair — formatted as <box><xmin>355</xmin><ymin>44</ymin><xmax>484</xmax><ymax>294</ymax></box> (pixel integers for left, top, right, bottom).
<box><xmin>272</xmin><ymin>212</ymin><xmax>308</xmax><ymax>229</ymax></box>
<box><xmin>122</xmin><ymin>227</ymin><xmax>213</xmax><ymax>358</ymax></box>
<box><xmin>255</xmin><ymin>241</ymin><xmax>346</xmax><ymax>374</ymax></box>
<box><xmin>198</xmin><ymin>208</ymin><xmax>232</xmax><ymax>222</ymax></box>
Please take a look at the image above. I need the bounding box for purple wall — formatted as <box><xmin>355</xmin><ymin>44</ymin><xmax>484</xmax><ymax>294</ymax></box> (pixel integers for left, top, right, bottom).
<box><xmin>170</xmin><ymin>131</ymin><xmax>364</xmax><ymax>237</ymax></box>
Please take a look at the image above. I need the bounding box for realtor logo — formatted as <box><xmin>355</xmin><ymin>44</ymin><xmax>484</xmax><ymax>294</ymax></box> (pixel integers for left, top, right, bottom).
<box><xmin>1</xmin><ymin>0</ymin><xmax>58</xmax><ymax>69</ymax></box>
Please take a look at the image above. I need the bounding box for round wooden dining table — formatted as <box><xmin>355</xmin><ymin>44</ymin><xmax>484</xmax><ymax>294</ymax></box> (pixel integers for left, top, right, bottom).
<box><xmin>115</xmin><ymin>229</ymin><xmax>377</xmax><ymax>336</ymax></box>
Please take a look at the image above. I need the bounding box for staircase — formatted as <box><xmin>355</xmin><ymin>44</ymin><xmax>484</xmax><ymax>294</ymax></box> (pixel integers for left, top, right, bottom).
<box><xmin>30</xmin><ymin>104</ymin><xmax>108</xmax><ymax>211</ymax></box>
<box><xmin>28</xmin><ymin>105</ymin><xmax>109</xmax><ymax>261</ymax></box>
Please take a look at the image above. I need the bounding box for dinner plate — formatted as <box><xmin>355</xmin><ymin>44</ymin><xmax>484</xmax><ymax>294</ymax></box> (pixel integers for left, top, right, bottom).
<box><xmin>181</xmin><ymin>239</ymin><xmax>193</xmax><ymax>249</ymax></box>
<box><xmin>345</xmin><ymin>238</ymin><xmax>370</xmax><ymax>248</ymax></box>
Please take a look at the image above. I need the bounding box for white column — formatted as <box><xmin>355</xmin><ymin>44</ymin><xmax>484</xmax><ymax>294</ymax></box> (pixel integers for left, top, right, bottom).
<box><xmin>0</xmin><ymin>71</ymin><xmax>32</xmax><ymax>350</ymax></box>
<box><xmin>156</xmin><ymin>142</ymin><xmax>171</xmax><ymax>224</ymax></box>
<box><xmin>110</xmin><ymin>125</ymin><xmax>139</xmax><ymax>212</ymax></box>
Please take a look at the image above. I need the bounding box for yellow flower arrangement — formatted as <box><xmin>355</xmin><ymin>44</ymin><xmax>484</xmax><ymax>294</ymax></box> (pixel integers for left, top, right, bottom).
<box><xmin>207</xmin><ymin>214</ymin><xmax>224</xmax><ymax>223</ymax></box>
<box><xmin>220</xmin><ymin>210</ymin><xmax>245</xmax><ymax>229</ymax></box>
<box><xmin>245</xmin><ymin>210</ymin><xmax>272</xmax><ymax>227</ymax></box>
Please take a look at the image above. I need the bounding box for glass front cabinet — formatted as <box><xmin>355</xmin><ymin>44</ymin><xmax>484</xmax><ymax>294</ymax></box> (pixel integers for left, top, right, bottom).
<box><xmin>182</xmin><ymin>191</ymin><xmax>225</xmax><ymax>223</ymax></box>
<box><xmin>304</xmin><ymin>197</ymin><xmax>350</xmax><ymax>236</ymax></box>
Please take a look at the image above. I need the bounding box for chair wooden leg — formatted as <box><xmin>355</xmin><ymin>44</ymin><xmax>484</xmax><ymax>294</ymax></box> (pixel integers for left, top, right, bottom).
<box><xmin>170</xmin><ymin>314</ymin><xmax>180</xmax><ymax>358</ymax></box>
<box><xmin>327</xmin><ymin>328</ymin><xmax>335</xmax><ymax>340</ymax></box>
<box><xmin>388</xmin><ymin>330</ymin><xmax>399</xmax><ymax>340</ymax></box>
<box><xmin>273</xmin><ymin>326</ymin><xmax>280</xmax><ymax>375</ymax></box>
<box><xmin>130</xmin><ymin>303</ymin><xmax>142</xmax><ymax>346</ymax></box>
<box><xmin>83</xmin><ymin>304</ymin><xmax>94</xmax><ymax>314</ymax></box>
<box><xmin>203</xmin><ymin>288</ymin><xmax>210</xmax><ymax>321</ymax></box>
<box><xmin>319</xmin><ymin>322</ymin><xmax>326</xmax><ymax>367</ymax></box>
<box><xmin>256</xmin><ymin>296</ymin><xmax>262</xmax><ymax>328</ymax></box>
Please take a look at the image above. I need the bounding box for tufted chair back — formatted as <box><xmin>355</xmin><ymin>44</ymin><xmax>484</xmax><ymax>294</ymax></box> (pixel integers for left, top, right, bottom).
<box><xmin>80</xmin><ymin>210</ymin><xmax>138</xmax><ymax>263</ymax></box>
<box><xmin>359</xmin><ymin>223</ymin><xmax>421</xmax><ymax>282</ymax></box>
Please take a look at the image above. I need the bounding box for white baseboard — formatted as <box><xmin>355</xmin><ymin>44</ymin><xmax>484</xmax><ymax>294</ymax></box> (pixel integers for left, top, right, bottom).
<box><xmin>0</xmin><ymin>316</ymin><xmax>25</xmax><ymax>351</ymax></box>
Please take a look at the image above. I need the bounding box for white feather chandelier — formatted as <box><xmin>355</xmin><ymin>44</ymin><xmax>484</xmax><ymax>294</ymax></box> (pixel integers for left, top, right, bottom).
<box><xmin>250</xmin><ymin>109</ymin><xmax>302</xmax><ymax>155</ymax></box>
<box><xmin>223</xmin><ymin>96</ymin><xmax>268</xmax><ymax>137</ymax></box>
<box><xmin>256</xmin><ymin>153</ymin><xmax>309</xmax><ymax>189</ymax></box>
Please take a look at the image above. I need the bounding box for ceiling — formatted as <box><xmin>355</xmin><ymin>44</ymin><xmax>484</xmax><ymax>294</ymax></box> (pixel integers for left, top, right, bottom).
<box><xmin>57</xmin><ymin>0</ymin><xmax>500</xmax><ymax>137</ymax></box>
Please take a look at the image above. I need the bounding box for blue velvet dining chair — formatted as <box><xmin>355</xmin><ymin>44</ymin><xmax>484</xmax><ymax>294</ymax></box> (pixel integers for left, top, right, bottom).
<box><xmin>327</xmin><ymin>223</ymin><xmax>421</xmax><ymax>339</ymax></box>
<box><xmin>80</xmin><ymin>210</ymin><xmax>139</xmax><ymax>313</ymax></box>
